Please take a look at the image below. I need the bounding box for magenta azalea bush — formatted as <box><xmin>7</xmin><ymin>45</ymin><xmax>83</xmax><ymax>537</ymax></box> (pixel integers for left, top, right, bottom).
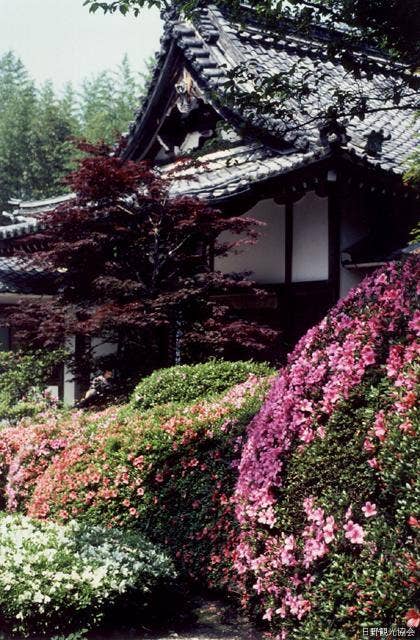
<box><xmin>233</xmin><ymin>258</ymin><xmax>419</xmax><ymax>638</ymax></box>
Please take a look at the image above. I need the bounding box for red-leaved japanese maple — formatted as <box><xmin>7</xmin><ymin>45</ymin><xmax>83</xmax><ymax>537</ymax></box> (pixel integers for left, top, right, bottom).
<box><xmin>8</xmin><ymin>143</ymin><xmax>277</xmax><ymax>388</ymax></box>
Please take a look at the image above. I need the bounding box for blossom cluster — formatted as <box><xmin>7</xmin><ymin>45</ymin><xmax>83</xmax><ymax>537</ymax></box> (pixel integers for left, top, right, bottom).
<box><xmin>0</xmin><ymin>513</ymin><xmax>175</xmax><ymax>637</ymax></box>
<box><xmin>0</xmin><ymin>369</ymin><xmax>273</xmax><ymax>594</ymax></box>
<box><xmin>0</xmin><ymin>407</ymin><xmax>116</xmax><ymax>513</ymax></box>
<box><xmin>233</xmin><ymin>258</ymin><xmax>419</xmax><ymax>637</ymax></box>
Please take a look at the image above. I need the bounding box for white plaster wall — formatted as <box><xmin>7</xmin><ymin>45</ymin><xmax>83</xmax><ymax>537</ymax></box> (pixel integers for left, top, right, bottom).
<box><xmin>46</xmin><ymin>386</ymin><xmax>59</xmax><ymax>400</ymax></box>
<box><xmin>340</xmin><ymin>190</ymin><xmax>369</xmax><ymax>297</ymax></box>
<box><xmin>63</xmin><ymin>335</ymin><xmax>76</xmax><ymax>406</ymax></box>
<box><xmin>215</xmin><ymin>198</ymin><xmax>286</xmax><ymax>283</ymax></box>
<box><xmin>292</xmin><ymin>192</ymin><xmax>329</xmax><ymax>282</ymax></box>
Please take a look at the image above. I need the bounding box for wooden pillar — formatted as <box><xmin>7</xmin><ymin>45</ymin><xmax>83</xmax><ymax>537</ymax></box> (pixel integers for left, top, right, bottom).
<box><xmin>327</xmin><ymin>171</ymin><xmax>341</xmax><ymax>304</ymax></box>
<box><xmin>283</xmin><ymin>198</ymin><xmax>294</xmax><ymax>342</ymax></box>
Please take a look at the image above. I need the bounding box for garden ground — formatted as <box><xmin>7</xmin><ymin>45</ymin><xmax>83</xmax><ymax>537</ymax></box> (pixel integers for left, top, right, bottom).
<box><xmin>89</xmin><ymin>597</ymin><xmax>262</xmax><ymax>640</ymax></box>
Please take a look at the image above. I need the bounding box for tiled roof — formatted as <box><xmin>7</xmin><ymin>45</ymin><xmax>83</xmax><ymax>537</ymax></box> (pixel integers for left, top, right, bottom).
<box><xmin>164</xmin><ymin>142</ymin><xmax>330</xmax><ymax>201</ymax></box>
<box><xmin>0</xmin><ymin>5</ymin><xmax>417</xmax><ymax>270</ymax></box>
<box><xmin>0</xmin><ymin>194</ymin><xmax>73</xmax><ymax>240</ymax></box>
<box><xmin>123</xmin><ymin>4</ymin><xmax>419</xmax><ymax>183</ymax></box>
<box><xmin>0</xmin><ymin>257</ymin><xmax>56</xmax><ymax>295</ymax></box>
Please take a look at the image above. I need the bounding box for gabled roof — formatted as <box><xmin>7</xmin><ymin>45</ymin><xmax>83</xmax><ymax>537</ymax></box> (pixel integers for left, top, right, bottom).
<box><xmin>122</xmin><ymin>3</ymin><xmax>419</xmax><ymax>199</ymax></box>
<box><xmin>0</xmin><ymin>5</ymin><xmax>418</xmax><ymax>245</ymax></box>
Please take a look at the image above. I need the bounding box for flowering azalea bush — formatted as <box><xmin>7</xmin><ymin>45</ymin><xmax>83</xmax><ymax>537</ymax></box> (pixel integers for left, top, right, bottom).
<box><xmin>234</xmin><ymin>258</ymin><xmax>419</xmax><ymax>638</ymax></box>
<box><xmin>0</xmin><ymin>406</ymin><xmax>117</xmax><ymax>513</ymax></box>
<box><xmin>131</xmin><ymin>359</ymin><xmax>272</xmax><ymax>411</ymax></box>
<box><xmin>0</xmin><ymin>513</ymin><xmax>176</xmax><ymax>637</ymax></box>
<box><xmin>16</xmin><ymin>369</ymin><xmax>273</xmax><ymax>591</ymax></box>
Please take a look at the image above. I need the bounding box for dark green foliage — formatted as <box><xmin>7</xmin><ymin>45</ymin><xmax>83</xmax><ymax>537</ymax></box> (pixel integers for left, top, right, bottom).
<box><xmin>130</xmin><ymin>359</ymin><xmax>274</xmax><ymax>410</ymax></box>
<box><xmin>276</xmin><ymin>384</ymin><xmax>378</xmax><ymax>535</ymax></box>
<box><xmin>138</xmin><ymin>383</ymin><xmax>272</xmax><ymax>590</ymax></box>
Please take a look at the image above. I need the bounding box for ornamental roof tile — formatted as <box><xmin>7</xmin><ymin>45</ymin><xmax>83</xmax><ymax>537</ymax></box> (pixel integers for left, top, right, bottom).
<box><xmin>123</xmin><ymin>4</ymin><xmax>419</xmax><ymax>186</ymax></box>
<box><xmin>164</xmin><ymin>143</ymin><xmax>328</xmax><ymax>201</ymax></box>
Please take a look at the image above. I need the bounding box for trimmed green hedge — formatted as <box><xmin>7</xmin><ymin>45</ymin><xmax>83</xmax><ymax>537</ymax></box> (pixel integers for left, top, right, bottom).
<box><xmin>130</xmin><ymin>359</ymin><xmax>273</xmax><ymax>411</ymax></box>
<box><xmin>26</xmin><ymin>372</ymin><xmax>274</xmax><ymax>592</ymax></box>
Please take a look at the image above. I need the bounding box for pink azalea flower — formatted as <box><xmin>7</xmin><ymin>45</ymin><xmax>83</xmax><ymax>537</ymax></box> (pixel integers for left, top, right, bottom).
<box><xmin>375</xmin><ymin>272</ymin><xmax>388</xmax><ymax>285</ymax></box>
<box><xmin>399</xmin><ymin>420</ymin><xmax>413</xmax><ymax>433</ymax></box>
<box><xmin>300</xmin><ymin>427</ymin><xmax>315</xmax><ymax>444</ymax></box>
<box><xmin>408</xmin><ymin>516</ymin><xmax>420</xmax><ymax>529</ymax></box>
<box><xmin>368</xmin><ymin>457</ymin><xmax>379</xmax><ymax>469</ymax></box>
<box><xmin>344</xmin><ymin>520</ymin><xmax>365</xmax><ymax>544</ymax></box>
<box><xmin>289</xmin><ymin>574</ymin><xmax>302</xmax><ymax>587</ymax></box>
<box><xmin>323</xmin><ymin>515</ymin><xmax>336</xmax><ymax>543</ymax></box>
<box><xmin>262</xmin><ymin>607</ymin><xmax>274</xmax><ymax>621</ymax></box>
<box><xmin>373</xmin><ymin>412</ymin><xmax>387</xmax><ymax>440</ymax></box>
<box><xmin>283</xmin><ymin>534</ymin><xmax>296</xmax><ymax>551</ymax></box>
<box><xmin>363</xmin><ymin>438</ymin><xmax>375</xmax><ymax>453</ymax></box>
<box><xmin>303</xmin><ymin>496</ymin><xmax>314</xmax><ymax>514</ymax></box>
<box><xmin>361</xmin><ymin>501</ymin><xmax>377</xmax><ymax>518</ymax></box>
<box><xmin>316</xmin><ymin>425</ymin><xmax>326</xmax><ymax>439</ymax></box>
<box><xmin>361</xmin><ymin>345</ymin><xmax>375</xmax><ymax>365</ymax></box>
<box><xmin>406</xmin><ymin>609</ymin><xmax>420</xmax><ymax>628</ymax></box>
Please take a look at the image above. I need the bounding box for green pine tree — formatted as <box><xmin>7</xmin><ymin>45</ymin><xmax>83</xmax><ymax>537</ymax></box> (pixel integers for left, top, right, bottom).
<box><xmin>79</xmin><ymin>54</ymin><xmax>150</xmax><ymax>144</ymax></box>
<box><xmin>0</xmin><ymin>52</ymin><xmax>151</xmax><ymax>208</ymax></box>
<box><xmin>0</xmin><ymin>52</ymin><xmax>37</xmax><ymax>209</ymax></box>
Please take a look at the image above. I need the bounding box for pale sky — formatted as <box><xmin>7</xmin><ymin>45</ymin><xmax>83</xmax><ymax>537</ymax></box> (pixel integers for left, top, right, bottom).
<box><xmin>0</xmin><ymin>0</ymin><xmax>163</xmax><ymax>89</ymax></box>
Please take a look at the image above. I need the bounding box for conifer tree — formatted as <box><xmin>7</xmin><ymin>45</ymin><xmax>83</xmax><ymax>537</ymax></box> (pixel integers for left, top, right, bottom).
<box><xmin>0</xmin><ymin>52</ymin><xmax>149</xmax><ymax>207</ymax></box>
<box><xmin>0</xmin><ymin>52</ymin><xmax>37</xmax><ymax>209</ymax></box>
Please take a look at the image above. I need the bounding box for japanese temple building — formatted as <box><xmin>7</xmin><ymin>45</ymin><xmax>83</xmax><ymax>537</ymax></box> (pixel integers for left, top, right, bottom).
<box><xmin>0</xmin><ymin>5</ymin><xmax>418</xmax><ymax>402</ymax></box>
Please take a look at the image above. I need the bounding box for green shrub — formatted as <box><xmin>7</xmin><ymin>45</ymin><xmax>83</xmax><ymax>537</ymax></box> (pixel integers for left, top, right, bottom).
<box><xmin>27</xmin><ymin>373</ymin><xmax>274</xmax><ymax>592</ymax></box>
<box><xmin>0</xmin><ymin>513</ymin><xmax>176</xmax><ymax>637</ymax></box>
<box><xmin>130</xmin><ymin>358</ymin><xmax>273</xmax><ymax>410</ymax></box>
<box><xmin>0</xmin><ymin>350</ymin><xmax>66</xmax><ymax>425</ymax></box>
